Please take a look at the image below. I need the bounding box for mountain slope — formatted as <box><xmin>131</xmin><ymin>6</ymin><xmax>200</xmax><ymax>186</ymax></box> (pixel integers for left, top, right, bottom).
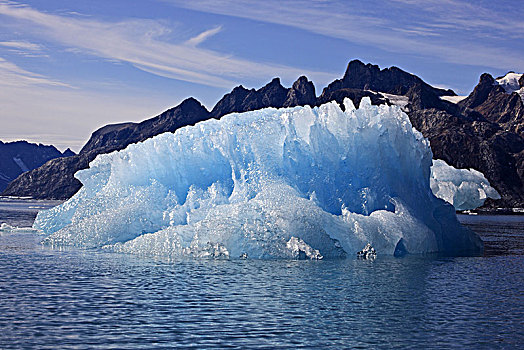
<box><xmin>0</xmin><ymin>141</ymin><xmax>74</xmax><ymax>192</ymax></box>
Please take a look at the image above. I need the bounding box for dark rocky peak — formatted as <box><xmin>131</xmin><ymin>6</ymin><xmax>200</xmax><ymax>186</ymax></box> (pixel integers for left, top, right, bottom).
<box><xmin>155</xmin><ymin>97</ymin><xmax>209</xmax><ymax>123</ymax></box>
<box><xmin>458</xmin><ymin>73</ymin><xmax>524</xmax><ymax>135</ymax></box>
<box><xmin>210</xmin><ymin>85</ymin><xmax>251</xmax><ymax>118</ymax></box>
<box><xmin>283</xmin><ymin>76</ymin><xmax>316</xmax><ymax>107</ymax></box>
<box><xmin>62</xmin><ymin>148</ymin><xmax>76</xmax><ymax>157</ymax></box>
<box><xmin>81</xmin><ymin>97</ymin><xmax>210</xmax><ymax>155</ymax></box>
<box><xmin>176</xmin><ymin>97</ymin><xmax>207</xmax><ymax>112</ymax></box>
<box><xmin>519</xmin><ymin>74</ymin><xmax>524</xmax><ymax>88</ymax></box>
<box><xmin>320</xmin><ymin>60</ymin><xmax>455</xmax><ymax>114</ymax></box>
<box><xmin>256</xmin><ymin>77</ymin><xmax>288</xmax><ymax>107</ymax></box>
<box><xmin>211</xmin><ymin>78</ymin><xmax>289</xmax><ymax>118</ymax></box>
<box><xmin>339</xmin><ymin>59</ymin><xmax>455</xmax><ymax>97</ymax></box>
<box><xmin>460</xmin><ymin>73</ymin><xmax>505</xmax><ymax>110</ymax></box>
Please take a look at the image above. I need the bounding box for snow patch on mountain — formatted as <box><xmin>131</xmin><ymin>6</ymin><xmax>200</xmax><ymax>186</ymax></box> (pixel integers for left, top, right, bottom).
<box><xmin>496</xmin><ymin>72</ymin><xmax>524</xmax><ymax>102</ymax></box>
<box><xmin>12</xmin><ymin>157</ymin><xmax>29</xmax><ymax>172</ymax></box>
<box><xmin>440</xmin><ymin>95</ymin><xmax>467</xmax><ymax>104</ymax></box>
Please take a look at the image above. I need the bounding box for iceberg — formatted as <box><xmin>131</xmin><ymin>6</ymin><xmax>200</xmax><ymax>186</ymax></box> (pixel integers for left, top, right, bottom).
<box><xmin>34</xmin><ymin>98</ymin><xmax>482</xmax><ymax>258</ymax></box>
<box><xmin>430</xmin><ymin>159</ymin><xmax>500</xmax><ymax>211</ymax></box>
<box><xmin>0</xmin><ymin>222</ymin><xmax>40</xmax><ymax>234</ymax></box>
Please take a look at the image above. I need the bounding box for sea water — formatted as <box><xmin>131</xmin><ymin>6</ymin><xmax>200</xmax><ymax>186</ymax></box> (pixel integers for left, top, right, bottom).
<box><xmin>0</xmin><ymin>199</ymin><xmax>522</xmax><ymax>349</ymax></box>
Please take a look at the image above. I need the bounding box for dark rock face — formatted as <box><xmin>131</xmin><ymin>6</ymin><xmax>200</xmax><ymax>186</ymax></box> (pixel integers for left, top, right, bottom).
<box><xmin>459</xmin><ymin>74</ymin><xmax>524</xmax><ymax>136</ymax></box>
<box><xmin>322</xmin><ymin>60</ymin><xmax>455</xmax><ymax>98</ymax></box>
<box><xmin>0</xmin><ymin>141</ymin><xmax>74</xmax><ymax>192</ymax></box>
<box><xmin>283</xmin><ymin>76</ymin><xmax>316</xmax><ymax>107</ymax></box>
<box><xmin>81</xmin><ymin>98</ymin><xmax>210</xmax><ymax>154</ymax></box>
<box><xmin>408</xmin><ymin>109</ymin><xmax>523</xmax><ymax>208</ymax></box>
<box><xmin>3</xmin><ymin>60</ymin><xmax>523</xmax><ymax>209</ymax></box>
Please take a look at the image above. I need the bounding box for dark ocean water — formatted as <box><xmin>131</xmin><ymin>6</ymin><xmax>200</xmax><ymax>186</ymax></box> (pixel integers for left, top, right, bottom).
<box><xmin>0</xmin><ymin>199</ymin><xmax>522</xmax><ymax>349</ymax></box>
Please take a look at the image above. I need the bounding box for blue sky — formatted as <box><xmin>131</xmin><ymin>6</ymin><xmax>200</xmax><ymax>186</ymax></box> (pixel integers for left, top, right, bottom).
<box><xmin>1</xmin><ymin>0</ymin><xmax>522</xmax><ymax>151</ymax></box>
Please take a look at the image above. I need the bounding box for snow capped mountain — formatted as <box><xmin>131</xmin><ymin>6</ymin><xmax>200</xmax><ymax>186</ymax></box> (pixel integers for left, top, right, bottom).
<box><xmin>496</xmin><ymin>72</ymin><xmax>524</xmax><ymax>101</ymax></box>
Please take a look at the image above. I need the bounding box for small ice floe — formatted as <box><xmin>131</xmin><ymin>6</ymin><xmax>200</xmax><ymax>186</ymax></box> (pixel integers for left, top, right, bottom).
<box><xmin>239</xmin><ymin>252</ymin><xmax>248</xmax><ymax>259</ymax></box>
<box><xmin>0</xmin><ymin>223</ymin><xmax>40</xmax><ymax>234</ymax></box>
<box><xmin>357</xmin><ymin>243</ymin><xmax>376</xmax><ymax>260</ymax></box>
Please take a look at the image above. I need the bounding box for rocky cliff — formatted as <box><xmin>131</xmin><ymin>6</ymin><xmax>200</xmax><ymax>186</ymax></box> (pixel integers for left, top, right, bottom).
<box><xmin>0</xmin><ymin>141</ymin><xmax>74</xmax><ymax>192</ymax></box>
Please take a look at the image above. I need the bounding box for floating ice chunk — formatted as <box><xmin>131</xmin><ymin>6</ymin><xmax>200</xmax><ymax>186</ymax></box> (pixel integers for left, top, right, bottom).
<box><xmin>0</xmin><ymin>222</ymin><xmax>40</xmax><ymax>234</ymax></box>
<box><xmin>287</xmin><ymin>237</ymin><xmax>323</xmax><ymax>260</ymax></box>
<box><xmin>35</xmin><ymin>99</ymin><xmax>482</xmax><ymax>258</ymax></box>
<box><xmin>430</xmin><ymin>159</ymin><xmax>500</xmax><ymax>210</ymax></box>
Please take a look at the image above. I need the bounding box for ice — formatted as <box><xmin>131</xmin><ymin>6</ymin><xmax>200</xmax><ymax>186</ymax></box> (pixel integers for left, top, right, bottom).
<box><xmin>0</xmin><ymin>222</ymin><xmax>40</xmax><ymax>234</ymax></box>
<box><xmin>430</xmin><ymin>159</ymin><xmax>500</xmax><ymax>210</ymax></box>
<box><xmin>286</xmin><ymin>237</ymin><xmax>323</xmax><ymax>260</ymax></box>
<box><xmin>34</xmin><ymin>98</ymin><xmax>482</xmax><ymax>258</ymax></box>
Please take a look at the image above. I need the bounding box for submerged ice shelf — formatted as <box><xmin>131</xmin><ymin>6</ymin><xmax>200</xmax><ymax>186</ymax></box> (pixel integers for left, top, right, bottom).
<box><xmin>34</xmin><ymin>98</ymin><xmax>483</xmax><ymax>258</ymax></box>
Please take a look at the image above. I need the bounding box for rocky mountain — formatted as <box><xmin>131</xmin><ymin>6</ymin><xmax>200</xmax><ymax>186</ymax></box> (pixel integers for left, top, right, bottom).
<box><xmin>0</xmin><ymin>141</ymin><xmax>74</xmax><ymax>192</ymax></box>
<box><xmin>3</xmin><ymin>60</ymin><xmax>523</xmax><ymax>209</ymax></box>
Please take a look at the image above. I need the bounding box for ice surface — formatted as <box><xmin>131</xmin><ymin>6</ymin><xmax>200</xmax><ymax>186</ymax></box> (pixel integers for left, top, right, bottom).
<box><xmin>34</xmin><ymin>98</ymin><xmax>482</xmax><ymax>258</ymax></box>
<box><xmin>430</xmin><ymin>159</ymin><xmax>500</xmax><ymax>211</ymax></box>
<box><xmin>0</xmin><ymin>223</ymin><xmax>40</xmax><ymax>234</ymax></box>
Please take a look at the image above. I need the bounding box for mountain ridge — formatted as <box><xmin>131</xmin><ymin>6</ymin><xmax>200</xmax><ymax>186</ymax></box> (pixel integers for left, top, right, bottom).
<box><xmin>3</xmin><ymin>60</ymin><xmax>523</xmax><ymax>209</ymax></box>
<box><xmin>0</xmin><ymin>140</ymin><xmax>74</xmax><ymax>192</ymax></box>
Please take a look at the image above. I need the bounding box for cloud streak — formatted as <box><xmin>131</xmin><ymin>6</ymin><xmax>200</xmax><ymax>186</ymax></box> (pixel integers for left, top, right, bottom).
<box><xmin>185</xmin><ymin>26</ymin><xmax>222</xmax><ymax>47</ymax></box>
<box><xmin>0</xmin><ymin>40</ymin><xmax>42</xmax><ymax>51</ymax></box>
<box><xmin>0</xmin><ymin>1</ymin><xmax>335</xmax><ymax>88</ymax></box>
<box><xmin>163</xmin><ymin>0</ymin><xmax>524</xmax><ymax>71</ymax></box>
<box><xmin>0</xmin><ymin>57</ymin><xmax>72</xmax><ymax>88</ymax></box>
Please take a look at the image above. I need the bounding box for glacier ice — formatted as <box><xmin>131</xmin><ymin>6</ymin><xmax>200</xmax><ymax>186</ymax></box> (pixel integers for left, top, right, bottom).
<box><xmin>430</xmin><ymin>159</ymin><xmax>500</xmax><ymax>211</ymax></box>
<box><xmin>34</xmin><ymin>98</ymin><xmax>482</xmax><ymax>258</ymax></box>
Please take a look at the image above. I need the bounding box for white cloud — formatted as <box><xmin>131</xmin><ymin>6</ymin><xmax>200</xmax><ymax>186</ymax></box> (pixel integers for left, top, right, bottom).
<box><xmin>0</xmin><ymin>1</ymin><xmax>336</xmax><ymax>88</ymax></box>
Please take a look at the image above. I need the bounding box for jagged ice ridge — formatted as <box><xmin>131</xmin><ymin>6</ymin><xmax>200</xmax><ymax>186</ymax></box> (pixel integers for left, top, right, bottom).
<box><xmin>34</xmin><ymin>98</ymin><xmax>482</xmax><ymax>258</ymax></box>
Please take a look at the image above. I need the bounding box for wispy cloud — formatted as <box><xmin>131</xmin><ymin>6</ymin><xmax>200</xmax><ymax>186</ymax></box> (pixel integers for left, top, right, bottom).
<box><xmin>0</xmin><ymin>40</ymin><xmax>42</xmax><ymax>51</ymax></box>
<box><xmin>185</xmin><ymin>26</ymin><xmax>222</xmax><ymax>47</ymax></box>
<box><xmin>0</xmin><ymin>57</ymin><xmax>72</xmax><ymax>88</ymax></box>
<box><xmin>0</xmin><ymin>39</ymin><xmax>48</xmax><ymax>57</ymax></box>
<box><xmin>163</xmin><ymin>0</ymin><xmax>524</xmax><ymax>71</ymax></box>
<box><xmin>0</xmin><ymin>1</ymin><xmax>335</xmax><ymax>88</ymax></box>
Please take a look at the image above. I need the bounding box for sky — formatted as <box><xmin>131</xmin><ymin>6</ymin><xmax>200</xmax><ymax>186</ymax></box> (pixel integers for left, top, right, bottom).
<box><xmin>0</xmin><ymin>0</ymin><xmax>523</xmax><ymax>152</ymax></box>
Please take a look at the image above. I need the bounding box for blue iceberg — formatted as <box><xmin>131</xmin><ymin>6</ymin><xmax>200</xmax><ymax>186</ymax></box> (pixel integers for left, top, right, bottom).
<box><xmin>430</xmin><ymin>159</ymin><xmax>500</xmax><ymax>211</ymax></box>
<box><xmin>34</xmin><ymin>98</ymin><xmax>482</xmax><ymax>258</ymax></box>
